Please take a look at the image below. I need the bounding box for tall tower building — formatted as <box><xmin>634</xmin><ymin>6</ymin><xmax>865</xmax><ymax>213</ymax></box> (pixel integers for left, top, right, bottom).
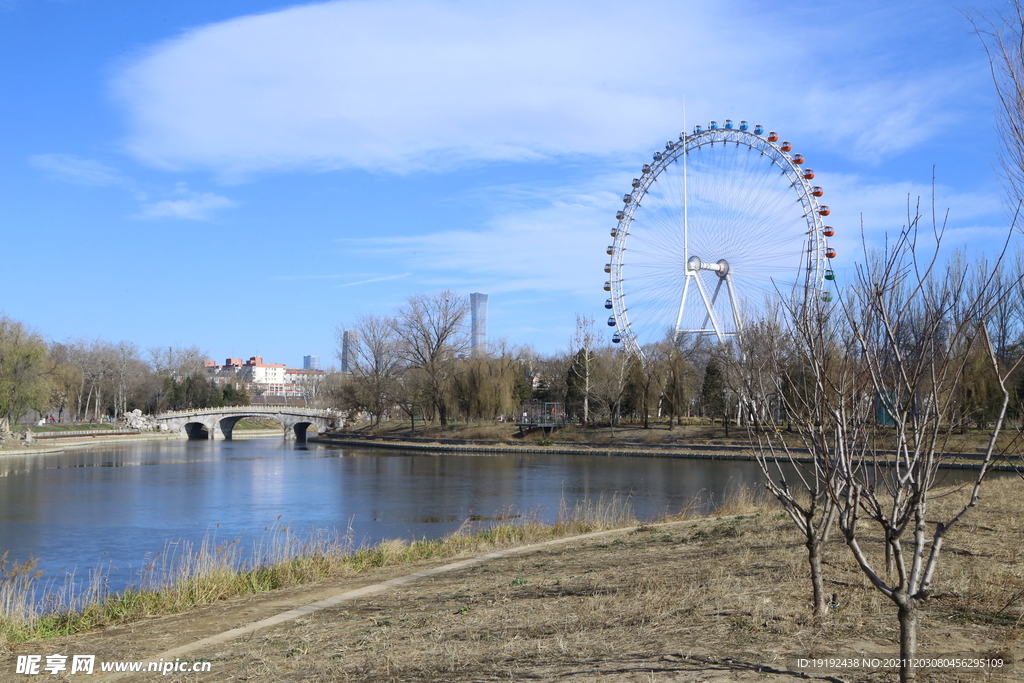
<box><xmin>302</xmin><ymin>355</ymin><xmax>320</xmax><ymax>370</ymax></box>
<box><xmin>341</xmin><ymin>330</ymin><xmax>358</xmax><ymax>372</ymax></box>
<box><xmin>470</xmin><ymin>292</ymin><xmax>488</xmax><ymax>355</ymax></box>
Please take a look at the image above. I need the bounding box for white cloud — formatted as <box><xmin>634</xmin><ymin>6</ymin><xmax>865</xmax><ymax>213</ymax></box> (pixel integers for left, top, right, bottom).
<box><xmin>111</xmin><ymin>0</ymin><xmax>984</xmax><ymax>177</ymax></box>
<box><xmin>30</xmin><ymin>154</ymin><xmax>127</xmax><ymax>186</ymax></box>
<box><xmin>135</xmin><ymin>186</ymin><xmax>236</xmax><ymax>220</ymax></box>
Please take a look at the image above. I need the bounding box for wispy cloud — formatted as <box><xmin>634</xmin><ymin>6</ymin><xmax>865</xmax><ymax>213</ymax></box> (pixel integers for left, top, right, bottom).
<box><xmin>274</xmin><ymin>273</ymin><xmax>351</xmax><ymax>281</ymax></box>
<box><xmin>110</xmin><ymin>0</ymin><xmax>983</xmax><ymax>177</ymax></box>
<box><xmin>331</xmin><ymin>168</ymin><xmax>1005</xmax><ymax>299</ymax></box>
<box><xmin>135</xmin><ymin>185</ymin><xmax>236</xmax><ymax>220</ymax></box>
<box><xmin>335</xmin><ymin>273</ymin><xmax>412</xmax><ymax>288</ymax></box>
<box><xmin>30</xmin><ymin>154</ymin><xmax>127</xmax><ymax>186</ymax></box>
<box><xmin>335</xmin><ymin>177</ymin><xmax>621</xmax><ymax>296</ymax></box>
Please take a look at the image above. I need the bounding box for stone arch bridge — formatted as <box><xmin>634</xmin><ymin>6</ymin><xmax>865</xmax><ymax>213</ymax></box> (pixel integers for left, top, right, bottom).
<box><xmin>156</xmin><ymin>406</ymin><xmax>341</xmax><ymax>441</ymax></box>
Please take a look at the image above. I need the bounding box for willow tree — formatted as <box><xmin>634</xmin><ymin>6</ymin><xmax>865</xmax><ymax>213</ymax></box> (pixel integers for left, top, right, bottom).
<box><xmin>0</xmin><ymin>316</ymin><xmax>50</xmax><ymax>431</ymax></box>
<box><xmin>452</xmin><ymin>346</ymin><xmax>527</xmax><ymax>423</ymax></box>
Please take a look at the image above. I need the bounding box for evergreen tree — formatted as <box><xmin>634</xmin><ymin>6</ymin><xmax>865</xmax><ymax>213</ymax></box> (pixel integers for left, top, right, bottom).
<box><xmin>701</xmin><ymin>359</ymin><xmax>726</xmax><ymax>432</ymax></box>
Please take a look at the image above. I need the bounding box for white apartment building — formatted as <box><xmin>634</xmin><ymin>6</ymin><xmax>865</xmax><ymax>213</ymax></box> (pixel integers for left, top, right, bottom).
<box><xmin>207</xmin><ymin>356</ymin><xmax>324</xmax><ymax>400</ymax></box>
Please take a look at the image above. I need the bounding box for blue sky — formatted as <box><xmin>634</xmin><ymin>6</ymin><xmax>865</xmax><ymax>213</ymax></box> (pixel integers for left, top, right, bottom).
<box><xmin>0</xmin><ymin>0</ymin><xmax>1009</xmax><ymax>367</ymax></box>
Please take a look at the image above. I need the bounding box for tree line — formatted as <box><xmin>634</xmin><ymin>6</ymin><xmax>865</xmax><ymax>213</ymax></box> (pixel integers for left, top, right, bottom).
<box><xmin>0</xmin><ymin>325</ymin><xmax>249</xmax><ymax>431</ymax></box>
<box><xmin>332</xmin><ymin>292</ymin><xmax>762</xmax><ymax>431</ymax></box>
<box><xmin>331</xmin><ymin>276</ymin><xmax>1024</xmax><ymax>437</ymax></box>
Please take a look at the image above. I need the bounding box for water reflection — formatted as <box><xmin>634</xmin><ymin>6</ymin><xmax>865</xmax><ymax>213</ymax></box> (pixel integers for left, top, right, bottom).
<box><xmin>0</xmin><ymin>438</ymin><xmax>992</xmax><ymax>595</ymax></box>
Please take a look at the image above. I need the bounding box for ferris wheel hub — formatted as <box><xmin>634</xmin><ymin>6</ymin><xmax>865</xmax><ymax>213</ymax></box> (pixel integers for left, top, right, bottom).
<box><xmin>686</xmin><ymin>256</ymin><xmax>730</xmax><ymax>278</ymax></box>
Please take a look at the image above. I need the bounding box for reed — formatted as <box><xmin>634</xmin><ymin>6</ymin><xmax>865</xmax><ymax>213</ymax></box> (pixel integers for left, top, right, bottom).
<box><xmin>0</xmin><ymin>487</ymin><xmax>779</xmax><ymax>645</ymax></box>
<box><xmin>0</xmin><ymin>491</ymin><xmax>707</xmax><ymax>646</ymax></box>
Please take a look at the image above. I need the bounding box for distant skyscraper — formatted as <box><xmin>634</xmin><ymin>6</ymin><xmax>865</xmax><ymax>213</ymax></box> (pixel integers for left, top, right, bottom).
<box><xmin>303</xmin><ymin>355</ymin><xmax>320</xmax><ymax>370</ymax></box>
<box><xmin>341</xmin><ymin>330</ymin><xmax>358</xmax><ymax>372</ymax></box>
<box><xmin>470</xmin><ymin>292</ymin><xmax>488</xmax><ymax>355</ymax></box>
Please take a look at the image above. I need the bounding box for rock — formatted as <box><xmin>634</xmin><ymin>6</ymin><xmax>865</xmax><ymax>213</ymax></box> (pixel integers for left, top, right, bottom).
<box><xmin>124</xmin><ymin>409</ymin><xmax>157</xmax><ymax>431</ymax></box>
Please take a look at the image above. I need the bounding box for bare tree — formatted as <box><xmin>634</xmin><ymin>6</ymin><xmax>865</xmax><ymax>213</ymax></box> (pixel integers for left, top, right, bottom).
<box><xmin>972</xmin><ymin>5</ymin><xmax>1024</xmax><ymax>208</ymax></box>
<box><xmin>566</xmin><ymin>314</ymin><xmax>597</xmax><ymax>425</ymax></box>
<box><xmin>736</xmin><ymin>303</ymin><xmax>845</xmax><ymax>617</ymax></box>
<box><xmin>589</xmin><ymin>345</ymin><xmax>630</xmax><ymax>435</ymax></box>
<box><xmin>113</xmin><ymin>341</ymin><xmax>140</xmax><ymax>422</ymax></box>
<box><xmin>392</xmin><ymin>366</ymin><xmax>431</xmax><ymax>434</ymax></box>
<box><xmin>390</xmin><ymin>291</ymin><xmax>468</xmax><ymax>428</ymax></box>
<box><xmin>148</xmin><ymin>345</ymin><xmax>206</xmax><ymax>380</ymax></box>
<box><xmin>337</xmin><ymin>315</ymin><xmax>401</xmax><ymax>427</ymax></box>
<box><xmin>745</xmin><ymin>207</ymin><xmax>1022</xmax><ymax>681</ymax></box>
<box><xmin>64</xmin><ymin>338</ymin><xmax>116</xmax><ymax>422</ymax></box>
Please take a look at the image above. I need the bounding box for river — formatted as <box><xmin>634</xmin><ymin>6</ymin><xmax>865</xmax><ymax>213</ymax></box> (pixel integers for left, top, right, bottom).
<box><xmin>0</xmin><ymin>437</ymin><xmax>987</xmax><ymax>597</ymax></box>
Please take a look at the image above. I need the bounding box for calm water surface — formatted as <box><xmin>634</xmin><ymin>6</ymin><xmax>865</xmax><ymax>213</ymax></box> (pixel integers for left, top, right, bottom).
<box><xmin>0</xmin><ymin>437</ymin><xmax>984</xmax><ymax>594</ymax></box>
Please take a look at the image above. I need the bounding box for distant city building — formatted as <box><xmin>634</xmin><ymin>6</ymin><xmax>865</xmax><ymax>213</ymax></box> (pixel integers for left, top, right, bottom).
<box><xmin>205</xmin><ymin>356</ymin><xmax>325</xmax><ymax>400</ymax></box>
<box><xmin>303</xmin><ymin>355</ymin><xmax>320</xmax><ymax>370</ymax></box>
<box><xmin>238</xmin><ymin>356</ymin><xmax>287</xmax><ymax>393</ymax></box>
<box><xmin>470</xmin><ymin>292</ymin><xmax>488</xmax><ymax>355</ymax></box>
<box><xmin>341</xmin><ymin>330</ymin><xmax>358</xmax><ymax>372</ymax></box>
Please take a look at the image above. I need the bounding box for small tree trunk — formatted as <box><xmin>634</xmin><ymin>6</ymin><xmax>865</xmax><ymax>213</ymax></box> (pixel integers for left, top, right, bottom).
<box><xmin>896</xmin><ymin>595</ymin><xmax>918</xmax><ymax>682</ymax></box>
<box><xmin>807</xmin><ymin>534</ymin><xmax>828</xmax><ymax>616</ymax></box>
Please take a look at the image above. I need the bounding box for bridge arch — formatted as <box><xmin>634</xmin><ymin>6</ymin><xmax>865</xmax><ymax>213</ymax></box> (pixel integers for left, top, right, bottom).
<box><xmin>183</xmin><ymin>421</ymin><xmax>211</xmax><ymax>439</ymax></box>
<box><xmin>291</xmin><ymin>421</ymin><xmax>318</xmax><ymax>442</ymax></box>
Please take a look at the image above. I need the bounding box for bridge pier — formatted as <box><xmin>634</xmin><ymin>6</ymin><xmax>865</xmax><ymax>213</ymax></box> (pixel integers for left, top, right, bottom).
<box><xmin>217</xmin><ymin>415</ymin><xmax>246</xmax><ymax>440</ymax></box>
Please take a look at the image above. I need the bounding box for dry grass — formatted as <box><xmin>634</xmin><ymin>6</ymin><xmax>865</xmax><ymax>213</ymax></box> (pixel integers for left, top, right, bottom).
<box><xmin>0</xmin><ymin>493</ymin><xmax>645</xmax><ymax>648</ymax></box>
<box><xmin>192</xmin><ymin>479</ymin><xmax>1023</xmax><ymax>682</ymax></box>
<box><xmin>4</xmin><ymin>481</ymin><xmax>1023</xmax><ymax>681</ymax></box>
<box><xmin>454</xmin><ymin>424</ymin><xmax>509</xmax><ymax>440</ymax></box>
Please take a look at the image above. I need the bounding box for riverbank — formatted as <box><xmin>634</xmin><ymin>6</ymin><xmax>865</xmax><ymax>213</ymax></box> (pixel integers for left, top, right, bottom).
<box><xmin>1</xmin><ymin>478</ymin><xmax>1021</xmax><ymax>682</ymax></box>
<box><xmin>311</xmin><ymin>431</ymin><xmax>1023</xmax><ymax>470</ymax></box>
<box><xmin>0</xmin><ymin>430</ymin><xmax>182</xmax><ymax>455</ymax></box>
<box><xmin>0</xmin><ymin>427</ymin><xmax>286</xmax><ymax>456</ymax></box>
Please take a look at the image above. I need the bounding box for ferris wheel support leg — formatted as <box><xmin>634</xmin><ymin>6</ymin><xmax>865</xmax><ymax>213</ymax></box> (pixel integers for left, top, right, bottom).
<box><xmin>724</xmin><ymin>272</ymin><xmax>743</xmax><ymax>335</ymax></box>
<box><xmin>693</xmin><ymin>274</ymin><xmax>726</xmax><ymax>343</ymax></box>
<box><xmin>673</xmin><ymin>274</ymin><xmax>694</xmax><ymax>335</ymax></box>
<box><xmin>697</xmin><ymin>276</ymin><xmax>725</xmax><ymax>337</ymax></box>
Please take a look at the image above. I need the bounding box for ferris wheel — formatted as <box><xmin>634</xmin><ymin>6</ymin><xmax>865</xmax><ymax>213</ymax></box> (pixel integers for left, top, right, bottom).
<box><xmin>604</xmin><ymin>120</ymin><xmax>836</xmax><ymax>356</ymax></box>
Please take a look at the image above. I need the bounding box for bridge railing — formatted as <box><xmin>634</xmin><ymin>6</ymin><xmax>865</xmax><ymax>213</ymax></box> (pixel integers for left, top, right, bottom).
<box><xmin>156</xmin><ymin>406</ymin><xmax>338</xmax><ymax>419</ymax></box>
